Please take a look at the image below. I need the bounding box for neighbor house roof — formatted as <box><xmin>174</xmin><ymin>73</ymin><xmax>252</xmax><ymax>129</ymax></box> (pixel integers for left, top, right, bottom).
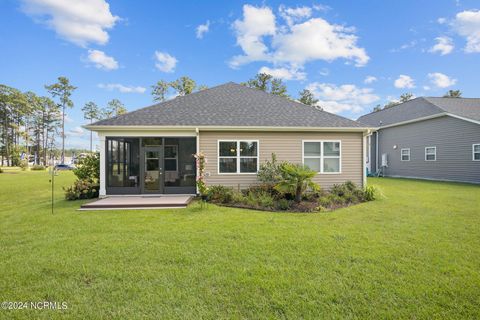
<box><xmin>357</xmin><ymin>97</ymin><xmax>480</xmax><ymax>127</ymax></box>
<box><xmin>88</xmin><ymin>82</ymin><xmax>365</xmax><ymax>129</ymax></box>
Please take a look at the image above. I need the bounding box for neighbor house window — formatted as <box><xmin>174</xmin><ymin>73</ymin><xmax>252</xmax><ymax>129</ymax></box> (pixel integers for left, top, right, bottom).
<box><xmin>401</xmin><ymin>148</ymin><xmax>410</xmax><ymax>161</ymax></box>
<box><xmin>473</xmin><ymin>144</ymin><xmax>480</xmax><ymax>161</ymax></box>
<box><xmin>218</xmin><ymin>140</ymin><xmax>258</xmax><ymax>174</ymax></box>
<box><xmin>303</xmin><ymin>141</ymin><xmax>341</xmax><ymax>173</ymax></box>
<box><xmin>425</xmin><ymin>146</ymin><xmax>436</xmax><ymax>161</ymax></box>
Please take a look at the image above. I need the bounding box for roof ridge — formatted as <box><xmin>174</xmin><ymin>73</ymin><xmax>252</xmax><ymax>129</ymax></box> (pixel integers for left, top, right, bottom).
<box><xmin>235</xmin><ymin>83</ymin><xmax>361</xmax><ymax>125</ymax></box>
<box><xmin>358</xmin><ymin>97</ymin><xmax>442</xmax><ymax>120</ymax></box>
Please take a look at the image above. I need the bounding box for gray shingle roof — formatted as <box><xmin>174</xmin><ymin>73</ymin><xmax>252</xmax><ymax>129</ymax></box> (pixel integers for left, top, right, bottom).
<box><xmin>90</xmin><ymin>82</ymin><xmax>364</xmax><ymax>128</ymax></box>
<box><xmin>357</xmin><ymin>97</ymin><xmax>480</xmax><ymax>127</ymax></box>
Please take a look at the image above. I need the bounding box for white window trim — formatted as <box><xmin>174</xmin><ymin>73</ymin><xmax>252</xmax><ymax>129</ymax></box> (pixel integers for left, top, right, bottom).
<box><xmin>302</xmin><ymin>140</ymin><xmax>342</xmax><ymax>174</ymax></box>
<box><xmin>164</xmin><ymin>145</ymin><xmax>178</xmax><ymax>172</ymax></box>
<box><xmin>473</xmin><ymin>144</ymin><xmax>480</xmax><ymax>161</ymax></box>
<box><xmin>425</xmin><ymin>146</ymin><xmax>436</xmax><ymax>161</ymax></box>
<box><xmin>401</xmin><ymin>148</ymin><xmax>410</xmax><ymax>161</ymax></box>
<box><xmin>217</xmin><ymin>140</ymin><xmax>259</xmax><ymax>175</ymax></box>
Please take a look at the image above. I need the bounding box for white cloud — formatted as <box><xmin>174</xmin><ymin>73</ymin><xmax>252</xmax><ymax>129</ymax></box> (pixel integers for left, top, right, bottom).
<box><xmin>87</xmin><ymin>49</ymin><xmax>118</xmax><ymax>70</ymax></box>
<box><xmin>279</xmin><ymin>5</ymin><xmax>312</xmax><ymax>27</ymax></box>
<box><xmin>196</xmin><ymin>20</ymin><xmax>210</xmax><ymax>39</ymax></box>
<box><xmin>428</xmin><ymin>72</ymin><xmax>457</xmax><ymax>88</ymax></box>
<box><xmin>453</xmin><ymin>9</ymin><xmax>480</xmax><ymax>53</ymax></box>
<box><xmin>430</xmin><ymin>36</ymin><xmax>454</xmax><ymax>55</ymax></box>
<box><xmin>272</xmin><ymin>18</ymin><xmax>369</xmax><ymax>67</ymax></box>
<box><xmin>364</xmin><ymin>76</ymin><xmax>377</xmax><ymax>84</ymax></box>
<box><xmin>230</xmin><ymin>5</ymin><xmax>276</xmax><ymax>68</ymax></box>
<box><xmin>68</xmin><ymin>126</ymin><xmax>84</xmax><ymax>137</ymax></box>
<box><xmin>98</xmin><ymin>83</ymin><xmax>146</xmax><ymax>93</ymax></box>
<box><xmin>394</xmin><ymin>75</ymin><xmax>415</xmax><ymax>89</ymax></box>
<box><xmin>306</xmin><ymin>82</ymin><xmax>380</xmax><ymax>114</ymax></box>
<box><xmin>230</xmin><ymin>4</ymin><xmax>369</xmax><ymax>76</ymax></box>
<box><xmin>258</xmin><ymin>66</ymin><xmax>306</xmax><ymax>80</ymax></box>
<box><xmin>154</xmin><ymin>51</ymin><xmax>177</xmax><ymax>73</ymax></box>
<box><xmin>21</xmin><ymin>0</ymin><xmax>119</xmax><ymax>47</ymax></box>
<box><xmin>437</xmin><ymin>17</ymin><xmax>447</xmax><ymax>24</ymax></box>
<box><xmin>64</xmin><ymin>114</ymin><xmax>74</xmax><ymax>123</ymax></box>
<box><xmin>423</xmin><ymin>85</ymin><xmax>431</xmax><ymax>91</ymax></box>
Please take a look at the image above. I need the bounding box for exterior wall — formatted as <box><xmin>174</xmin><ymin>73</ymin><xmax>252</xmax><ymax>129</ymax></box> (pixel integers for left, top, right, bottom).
<box><xmin>377</xmin><ymin>115</ymin><xmax>480</xmax><ymax>183</ymax></box>
<box><xmin>199</xmin><ymin>131</ymin><xmax>364</xmax><ymax>190</ymax></box>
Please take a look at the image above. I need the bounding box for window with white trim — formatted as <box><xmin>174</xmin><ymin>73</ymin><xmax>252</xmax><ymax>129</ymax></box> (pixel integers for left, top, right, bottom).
<box><xmin>473</xmin><ymin>144</ymin><xmax>480</xmax><ymax>161</ymax></box>
<box><xmin>401</xmin><ymin>148</ymin><xmax>410</xmax><ymax>161</ymax></box>
<box><xmin>218</xmin><ymin>140</ymin><xmax>258</xmax><ymax>173</ymax></box>
<box><xmin>303</xmin><ymin>141</ymin><xmax>341</xmax><ymax>173</ymax></box>
<box><xmin>425</xmin><ymin>146</ymin><xmax>436</xmax><ymax>161</ymax></box>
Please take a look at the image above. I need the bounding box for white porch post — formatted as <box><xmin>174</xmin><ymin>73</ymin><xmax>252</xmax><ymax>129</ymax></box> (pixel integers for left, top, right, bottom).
<box><xmin>99</xmin><ymin>134</ymin><xmax>106</xmax><ymax>197</ymax></box>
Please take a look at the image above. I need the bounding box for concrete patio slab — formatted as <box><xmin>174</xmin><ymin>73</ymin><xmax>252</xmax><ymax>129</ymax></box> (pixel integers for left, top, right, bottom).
<box><xmin>80</xmin><ymin>195</ymin><xmax>193</xmax><ymax>210</ymax></box>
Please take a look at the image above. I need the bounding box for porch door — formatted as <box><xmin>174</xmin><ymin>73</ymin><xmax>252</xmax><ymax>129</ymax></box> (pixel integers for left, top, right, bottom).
<box><xmin>142</xmin><ymin>148</ymin><xmax>164</xmax><ymax>193</ymax></box>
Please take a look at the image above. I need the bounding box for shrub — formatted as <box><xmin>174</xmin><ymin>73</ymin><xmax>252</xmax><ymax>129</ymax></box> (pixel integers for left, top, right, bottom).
<box><xmin>245</xmin><ymin>190</ymin><xmax>275</xmax><ymax>209</ymax></box>
<box><xmin>232</xmin><ymin>191</ymin><xmax>246</xmax><ymax>204</ymax></box>
<box><xmin>73</xmin><ymin>153</ymin><xmax>99</xmax><ymax>182</ymax></box>
<box><xmin>364</xmin><ymin>185</ymin><xmax>378</xmax><ymax>201</ymax></box>
<box><xmin>31</xmin><ymin>164</ymin><xmax>46</xmax><ymax>171</ymax></box>
<box><xmin>19</xmin><ymin>160</ymin><xmax>28</xmax><ymax>171</ymax></box>
<box><xmin>318</xmin><ymin>196</ymin><xmax>333</xmax><ymax>208</ymax></box>
<box><xmin>276</xmin><ymin>198</ymin><xmax>291</xmax><ymax>210</ymax></box>
<box><xmin>0</xmin><ymin>168</ymin><xmax>3</xmax><ymax>173</ymax></box>
<box><xmin>207</xmin><ymin>185</ymin><xmax>234</xmax><ymax>204</ymax></box>
<box><xmin>258</xmin><ymin>153</ymin><xmax>284</xmax><ymax>188</ymax></box>
<box><xmin>243</xmin><ymin>184</ymin><xmax>278</xmax><ymax>197</ymax></box>
<box><xmin>275</xmin><ymin>163</ymin><xmax>320</xmax><ymax>203</ymax></box>
<box><xmin>330</xmin><ymin>181</ymin><xmax>365</xmax><ymax>203</ymax></box>
<box><xmin>64</xmin><ymin>179</ymin><xmax>99</xmax><ymax>200</ymax></box>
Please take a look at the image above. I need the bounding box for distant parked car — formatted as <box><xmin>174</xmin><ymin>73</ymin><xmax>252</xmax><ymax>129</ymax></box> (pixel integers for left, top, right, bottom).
<box><xmin>55</xmin><ymin>164</ymin><xmax>74</xmax><ymax>171</ymax></box>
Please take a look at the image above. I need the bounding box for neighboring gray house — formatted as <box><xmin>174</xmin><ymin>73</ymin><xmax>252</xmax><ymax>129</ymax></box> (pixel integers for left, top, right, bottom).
<box><xmin>358</xmin><ymin>97</ymin><xmax>480</xmax><ymax>184</ymax></box>
<box><xmin>86</xmin><ymin>82</ymin><xmax>372</xmax><ymax>196</ymax></box>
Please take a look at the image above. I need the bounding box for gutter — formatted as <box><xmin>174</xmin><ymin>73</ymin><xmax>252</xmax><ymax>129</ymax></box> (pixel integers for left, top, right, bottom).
<box><xmin>83</xmin><ymin>125</ymin><xmax>374</xmax><ymax>133</ymax></box>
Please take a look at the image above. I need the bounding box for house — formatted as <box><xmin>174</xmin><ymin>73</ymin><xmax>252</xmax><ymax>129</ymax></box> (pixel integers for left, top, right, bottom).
<box><xmin>86</xmin><ymin>82</ymin><xmax>372</xmax><ymax>196</ymax></box>
<box><xmin>358</xmin><ymin>97</ymin><xmax>480</xmax><ymax>184</ymax></box>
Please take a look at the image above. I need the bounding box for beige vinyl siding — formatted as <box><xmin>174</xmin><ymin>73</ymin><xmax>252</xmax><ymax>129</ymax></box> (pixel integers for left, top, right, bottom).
<box><xmin>199</xmin><ymin>131</ymin><xmax>364</xmax><ymax>189</ymax></box>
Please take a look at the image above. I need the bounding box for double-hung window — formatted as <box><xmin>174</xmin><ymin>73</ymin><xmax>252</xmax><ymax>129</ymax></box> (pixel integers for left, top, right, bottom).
<box><xmin>401</xmin><ymin>148</ymin><xmax>410</xmax><ymax>161</ymax></box>
<box><xmin>425</xmin><ymin>146</ymin><xmax>436</xmax><ymax>161</ymax></box>
<box><xmin>218</xmin><ymin>140</ymin><xmax>258</xmax><ymax>174</ymax></box>
<box><xmin>473</xmin><ymin>144</ymin><xmax>480</xmax><ymax>161</ymax></box>
<box><xmin>303</xmin><ymin>141</ymin><xmax>341</xmax><ymax>173</ymax></box>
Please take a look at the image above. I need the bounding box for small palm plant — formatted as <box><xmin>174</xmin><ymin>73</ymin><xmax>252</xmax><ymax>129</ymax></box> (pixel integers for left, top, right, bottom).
<box><xmin>275</xmin><ymin>163</ymin><xmax>319</xmax><ymax>203</ymax></box>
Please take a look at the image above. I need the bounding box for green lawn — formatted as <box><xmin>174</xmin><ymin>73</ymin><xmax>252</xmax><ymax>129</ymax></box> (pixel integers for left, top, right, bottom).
<box><xmin>1</xmin><ymin>171</ymin><xmax>479</xmax><ymax>319</ymax></box>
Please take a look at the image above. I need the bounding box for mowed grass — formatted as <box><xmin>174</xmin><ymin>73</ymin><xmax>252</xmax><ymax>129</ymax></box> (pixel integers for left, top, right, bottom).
<box><xmin>0</xmin><ymin>172</ymin><xmax>479</xmax><ymax>319</ymax></box>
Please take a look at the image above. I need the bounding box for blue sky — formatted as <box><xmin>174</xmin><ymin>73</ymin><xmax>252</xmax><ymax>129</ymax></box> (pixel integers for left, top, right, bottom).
<box><xmin>1</xmin><ymin>0</ymin><xmax>480</xmax><ymax>149</ymax></box>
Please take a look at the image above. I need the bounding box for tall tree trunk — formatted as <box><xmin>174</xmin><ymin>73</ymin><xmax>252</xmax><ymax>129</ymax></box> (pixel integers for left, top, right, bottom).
<box><xmin>61</xmin><ymin>104</ymin><xmax>65</xmax><ymax>164</ymax></box>
<box><xmin>90</xmin><ymin>118</ymin><xmax>93</xmax><ymax>152</ymax></box>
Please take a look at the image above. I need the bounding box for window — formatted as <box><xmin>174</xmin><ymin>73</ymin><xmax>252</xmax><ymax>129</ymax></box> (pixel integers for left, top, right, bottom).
<box><xmin>473</xmin><ymin>144</ymin><xmax>480</xmax><ymax>161</ymax></box>
<box><xmin>425</xmin><ymin>146</ymin><xmax>436</xmax><ymax>161</ymax></box>
<box><xmin>401</xmin><ymin>148</ymin><xmax>410</xmax><ymax>161</ymax></box>
<box><xmin>218</xmin><ymin>140</ymin><xmax>258</xmax><ymax>174</ymax></box>
<box><xmin>303</xmin><ymin>141</ymin><xmax>341</xmax><ymax>173</ymax></box>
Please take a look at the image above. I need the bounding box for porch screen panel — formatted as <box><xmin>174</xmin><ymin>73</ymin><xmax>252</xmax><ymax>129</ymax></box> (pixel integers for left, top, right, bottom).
<box><xmin>107</xmin><ymin>138</ymin><xmax>139</xmax><ymax>188</ymax></box>
<box><xmin>164</xmin><ymin>138</ymin><xmax>196</xmax><ymax>188</ymax></box>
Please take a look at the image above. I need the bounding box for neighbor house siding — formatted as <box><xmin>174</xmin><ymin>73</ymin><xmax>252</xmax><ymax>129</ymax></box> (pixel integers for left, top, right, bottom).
<box><xmin>377</xmin><ymin>115</ymin><xmax>480</xmax><ymax>183</ymax></box>
<box><xmin>199</xmin><ymin>131</ymin><xmax>364</xmax><ymax>189</ymax></box>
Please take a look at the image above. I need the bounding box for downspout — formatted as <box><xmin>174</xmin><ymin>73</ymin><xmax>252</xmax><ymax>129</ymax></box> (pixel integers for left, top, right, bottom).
<box><xmin>375</xmin><ymin>130</ymin><xmax>379</xmax><ymax>173</ymax></box>
<box><xmin>363</xmin><ymin>129</ymin><xmax>372</xmax><ymax>187</ymax></box>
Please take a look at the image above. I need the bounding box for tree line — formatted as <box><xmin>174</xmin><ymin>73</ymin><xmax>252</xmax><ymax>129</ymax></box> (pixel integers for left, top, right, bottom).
<box><xmin>0</xmin><ymin>77</ymin><xmax>128</xmax><ymax>167</ymax></box>
<box><xmin>151</xmin><ymin>73</ymin><xmax>320</xmax><ymax>106</ymax></box>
